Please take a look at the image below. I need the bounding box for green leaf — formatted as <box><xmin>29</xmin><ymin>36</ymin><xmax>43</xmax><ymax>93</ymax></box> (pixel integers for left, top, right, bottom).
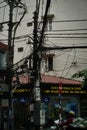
<box><xmin>72</xmin><ymin>69</ymin><xmax>87</xmax><ymax>78</ymax></box>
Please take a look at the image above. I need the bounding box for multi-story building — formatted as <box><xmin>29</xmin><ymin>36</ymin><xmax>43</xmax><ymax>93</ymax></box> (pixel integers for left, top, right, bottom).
<box><xmin>0</xmin><ymin>1</ymin><xmax>87</xmax><ymax>129</ymax></box>
<box><xmin>9</xmin><ymin>0</ymin><xmax>87</xmax><ymax>81</ymax></box>
<box><xmin>0</xmin><ymin>0</ymin><xmax>87</xmax><ymax>80</ymax></box>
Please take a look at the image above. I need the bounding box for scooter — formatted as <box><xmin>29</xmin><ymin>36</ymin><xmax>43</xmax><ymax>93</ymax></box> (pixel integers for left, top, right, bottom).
<box><xmin>50</xmin><ymin>118</ymin><xmax>68</xmax><ymax>130</ymax></box>
<box><xmin>50</xmin><ymin>118</ymin><xmax>62</xmax><ymax>130</ymax></box>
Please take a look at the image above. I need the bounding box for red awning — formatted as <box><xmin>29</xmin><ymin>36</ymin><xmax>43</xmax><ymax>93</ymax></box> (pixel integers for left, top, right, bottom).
<box><xmin>13</xmin><ymin>74</ymin><xmax>82</xmax><ymax>85</ymax></box>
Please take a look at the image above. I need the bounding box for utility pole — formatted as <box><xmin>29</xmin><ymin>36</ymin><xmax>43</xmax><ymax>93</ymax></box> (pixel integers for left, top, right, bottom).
<box><xmin>4</xmin><ymin>1</ymin><xmax>26</xmax><ymax>130</ymax></box>
<box><xmin>5</xmin><ymin>1</ymin><xmax>14</xmax><ymax>130</ymax></box>
<box><xmin>7</xmin><ymin>2</ymin><xmax>14</xmax><ymax>68</ymax></box>
<box><xmin>31</xmin><ymin>1</ymin><xmax>42</xmax><ymax>130</ymax></box>
<box><xmin>33</xmin><ymin>0</ymin><xmax>40</xmax><ymax>91</ymax></box>
<box><xmin>31</xmin><ymin>1</ymin><xmax>51</xmax><ymax>130</ymax></box>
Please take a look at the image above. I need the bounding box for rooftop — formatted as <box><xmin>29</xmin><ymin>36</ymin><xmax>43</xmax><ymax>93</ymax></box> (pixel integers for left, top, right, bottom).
<box><xmin>13</xmin><ymin>74</ymin><xmax>82</xmax><ymax>85</ymax></box>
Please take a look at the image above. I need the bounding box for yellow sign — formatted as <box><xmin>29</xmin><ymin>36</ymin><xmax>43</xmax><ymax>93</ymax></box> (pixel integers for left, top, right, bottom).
<box><xmin>43</xmin><ymin>86</ymin><xmax>87</xmax><ymax>94</ymax></box>
<box><xmin>13</xmin><ymin>86</ymin><xmax>87</xmax><ymax>95</ymax></box>
<box><xmin>13</xmin><ymin>88</ymin><xmax>31</xmax><ymax>93</ymax></box>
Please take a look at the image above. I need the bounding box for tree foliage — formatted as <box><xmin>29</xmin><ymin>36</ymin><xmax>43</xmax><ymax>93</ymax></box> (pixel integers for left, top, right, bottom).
<box><xmin>72</xmin><ymin>69</ymin><xmax>87</xmax><ymax>78</ymax></box>
<box><xmin>72</xmin><ymin>69</ymin><xmax>87</xmax><ymax>88</ymax></box>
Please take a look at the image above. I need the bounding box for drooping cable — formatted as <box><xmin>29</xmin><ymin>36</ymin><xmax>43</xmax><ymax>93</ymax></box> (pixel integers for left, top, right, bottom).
<box><xmin>38</xmin><ymin>0</ymin><xmax>51</xmax><ymax>49</ymax></box>
<box><xmin>12</xmin><ymin>2</ymin><xmax>27</xmax><ymax>47</ymax></box>
<box><xmin>64</xmin><ymin>46</ymin><xmax>77</xmax><ymax>78</ymax></box>
<box><xmin>0</xmin><ymin>4</ymin><xmax>7</xmax><ymax>8</ymax></box>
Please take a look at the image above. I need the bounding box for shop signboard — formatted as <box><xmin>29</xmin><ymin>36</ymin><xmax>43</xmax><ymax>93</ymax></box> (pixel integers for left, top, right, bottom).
<box><xmin>11</xmin><ymin>84</ymin><xmax>87</xmax><ymax>98</ymax></box>
<box><xmin>42</xmin><ymin>85</ymin><xmax>87</xmax><ymax>95</ymax></box>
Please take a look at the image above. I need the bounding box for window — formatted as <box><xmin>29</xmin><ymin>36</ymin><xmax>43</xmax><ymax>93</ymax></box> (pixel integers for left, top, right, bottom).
<box><xmin>42</xmin><ymin>53</ymin><xmax>54</xmax><ymax>71</ymax></box>
<box><xmin>48</xmin><ymin>56</ymin><xmax>53</xmax><ymax>71</ymax></box>
<box><xmin>18</xmin><ymin>47</ymin><xmax>23</xmax><ymax>52</ymax></box>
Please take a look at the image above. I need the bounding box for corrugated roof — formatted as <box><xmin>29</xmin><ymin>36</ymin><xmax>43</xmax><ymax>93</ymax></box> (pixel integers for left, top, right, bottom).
<box><xmin>41</xmin><ymin>75</ymin><xmax>82</xmax><ymax>85</ymax></box>
<box><xmin>13</xmin><ymin>74</ymin><xmax>82</xmax><ymax>85</ymax></box>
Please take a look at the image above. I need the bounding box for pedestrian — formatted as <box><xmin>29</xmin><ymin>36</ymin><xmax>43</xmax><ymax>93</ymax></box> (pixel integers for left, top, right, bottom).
<box><xmin>58</xmin><ymin>110</ymin><xmax>75</xmax><ymax>127</ymax></box>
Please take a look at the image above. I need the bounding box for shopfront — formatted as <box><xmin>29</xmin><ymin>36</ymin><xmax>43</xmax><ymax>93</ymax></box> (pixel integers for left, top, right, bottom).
<box><xmin>0</xmin><ymin>92</ymin><xmax>10</xmax><ymax>130</ymax></box>
<box><xmin>12</xmin><ymin>81</ymin><xmax>87</xmax><ymax>127</ymax></box>
<box><xmin>41</xmin><ymin>83</ymin><xmax>86</xmax><ymax>120</ymax></box>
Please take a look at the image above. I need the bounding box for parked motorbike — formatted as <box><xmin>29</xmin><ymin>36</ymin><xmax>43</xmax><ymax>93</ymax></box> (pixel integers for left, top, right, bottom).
<box><xmin>50</xmin><ymin>118</ymin><xmax>63</xmax><ymax>130</ymax></box>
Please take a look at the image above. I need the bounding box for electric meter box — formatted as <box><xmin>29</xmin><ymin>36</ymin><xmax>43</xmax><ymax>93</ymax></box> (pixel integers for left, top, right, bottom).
<box><xmin>33</xmin><ymin>87</ymin><xmax>41</xmax><ymax>101</ymax></box>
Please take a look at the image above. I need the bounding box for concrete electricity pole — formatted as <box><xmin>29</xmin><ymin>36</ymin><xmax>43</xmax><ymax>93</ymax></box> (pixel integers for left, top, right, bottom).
<box><xmin>33</xmin><ymin>0</ymin><xmax>41</xmax><ymax>102</ymax></box>
<box><xmin>5</xmin><ymin>1</ymin><xmax>21</xmax><ymax>130</ymax></box>
<box><xmin>32</xmin><ymin>1</ymin><xmax>41</xmax><ymax>130</ymax></box>
<box><xmin>31</xmin><ymin>1</ymin><xmax>51</xmax><ymax>130</ymax></box>
<box><xmin>6</xmin><ymin>1</ymin><xmax>14</xmax><ymax>130</ymax></box>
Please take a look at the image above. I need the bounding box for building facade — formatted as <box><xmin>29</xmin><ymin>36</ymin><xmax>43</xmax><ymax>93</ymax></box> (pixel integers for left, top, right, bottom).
<box><xmin>12</xmin><ymin>75</ymin><xmax>87</xmax><ymax>129</ymax></box>
<box><xmin>0</xmin><ymin>72</ymin><xmax>87</xmax><ymax>129</ymax></box>
<box><xmin>8</xmin><ymin>0</ymin><xmax>87</xmax><ymax>80</ymax></box>
<box><xmin>0</xmin><ymin>0</ymin><xmax>87</xmax><ymax>79</ymax></box>
<box><xmin>0</xmin><ymin>1</ymin><xmax>87</xmax><ymax>129</ymax></box>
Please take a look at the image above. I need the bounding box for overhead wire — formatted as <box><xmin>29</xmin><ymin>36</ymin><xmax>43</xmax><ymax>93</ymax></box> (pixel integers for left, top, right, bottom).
<box><xmin>45</xmin><ymin>28</ymin><xmax>87</xmax><ymax>32</ymax></box>
<box><xmin>34</xmin><ymin>20</ymin><xmax>87</xmax><ymax>76</ymax></box>
<box><xmin>0</xmin><ymin>1</ymin><xmax>5</xmax><ymax>4</ymax></box>
<box><xmin>59</xmin><ymin>52</ymin><xmax>71</xmax><ymax>79</ymax></box>
<box><xmin>45</xmin><ymin>41</ymin><xmax>87</xmax><ymax>80</ymax></box>
<box><xmin>22</xmin><ymin>42</ymin><xmax>33</xmax><ymax>59</ymax></box>
<box><xmin>64</xmin><ymin>46</ymin><xmax>77</xmax><ymax>78</ymax></box>
<box><xmin>45</xmin><ymin>32</ymin><xmax>87</xmax><ymax>35</ymax></box>
<box><xmin>53</xmin><ymin>65</ymin><xmax>73</xmax><ymax>73</ymax></box>
<box><xmin>42</xmin><ymin>45</ymin><xmax>87</xmax><ymax>51</ymax></box>
<box><xmin>0</xmin><ymin>34</ymin><xmax>30</xmax><ymax>41</ymax></box>
<box><xmin>10</xmin><ymin>0</ymin><xmax>51</xmax><ymax>74</ymax></box>
<box><xmin>38</xmin><ymin>0</ymin><xmax>51</xmax><ymax>49</ymax></box>
<box><xmin>1</xmin><ymin>0</ymin><xmax>87</xmax><ymax>77</ymax></box>
<box><xmin>0</xmin><ymin>4</ymin><xmax>8</xmax><ymax>8</ymax></box>
<box><xmin>45</xmin><ymin>38</ymin><xmax>79</xmax><ymax>46</ymax></box>
<box><xmin>12</xmin><ymin>1</ymin><xmax>27</xmax><ymax>48</ymax></box>
<box><xmin>48</xmin><ymin>19</ymin><xmax>87</xmax><ymax>23</ymax></box>
<box><xmin>46</xmin><ymin>36</ymin><xmax>87</xmax><ymax>39</ymax></box>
